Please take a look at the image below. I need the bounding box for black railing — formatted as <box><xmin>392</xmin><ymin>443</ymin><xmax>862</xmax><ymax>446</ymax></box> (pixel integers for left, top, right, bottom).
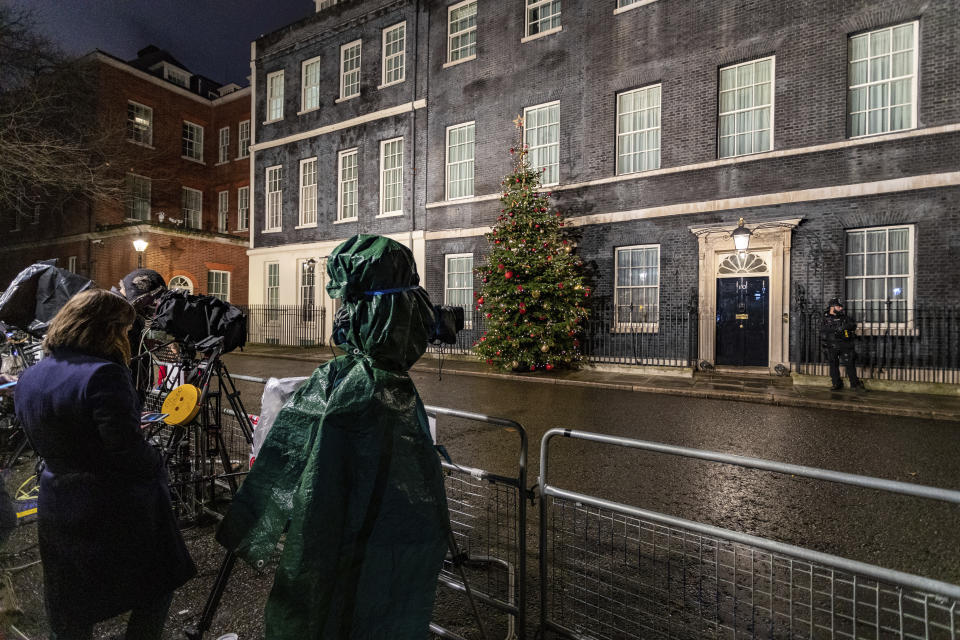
<box><xmin>243</xmin><ymin>305</ymin><xmax>327</xmax><ymax>348</ymax></box>
<box><xmin>794</xmin><ymin>304</ymin><xmax>960</xmax><ymax>383</ymax></box>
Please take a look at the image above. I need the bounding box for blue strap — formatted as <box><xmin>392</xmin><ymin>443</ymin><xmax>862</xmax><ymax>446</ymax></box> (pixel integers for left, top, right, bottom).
<box><xmin>363</xmin><ymin>285</ymin><xmax>418</xmax><ymax>296</ymax></box>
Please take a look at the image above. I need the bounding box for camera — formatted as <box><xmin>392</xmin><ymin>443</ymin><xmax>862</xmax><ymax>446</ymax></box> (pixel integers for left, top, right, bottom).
<box><xmin>430</xmin><ymin>305</ymin><xmax>465</xmax><ymax>345</ymax></box>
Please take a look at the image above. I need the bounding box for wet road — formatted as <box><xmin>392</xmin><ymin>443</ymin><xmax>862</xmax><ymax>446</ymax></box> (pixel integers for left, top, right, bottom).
<box><xmin>223</xmin><ymin>354</ymin><xmax>960</xmax><ymax>584</ymax></box>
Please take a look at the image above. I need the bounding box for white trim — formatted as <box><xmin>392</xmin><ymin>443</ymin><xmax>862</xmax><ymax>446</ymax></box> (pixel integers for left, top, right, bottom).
<box><xmin>447</xmin><ymin>0</ymin><xmax>478</xmax><ymax>64</ymax></box>
<box><xmin>298</xmin><ymin>156</ymin><xmax>318</xmax><ymax>227</ymax></box>
<box><xmin>0</xmin><ymin>225</ymin><xmax>248</xmax><ymax>253</ymax></box>
<box><xmin>380</xmin><ymin>22</ymin><xmax>406</xmax><ymax>88</ymax></box>
<box><xmin>237</xmin><ymin>119</ymin><xmax>251</xmax><ymax>159</ymax></box>
<box><xmin>613</xmin><ymin>0</ymin><xmax>659</xmax><ymax>15</ymax></box>
<box><xmin>168</xmin><ymin>275</ymin><xmax>195</xmax><ymax>294</ymax></box>
<box><xmin>126</xmin><ymin>100</ymin><xmax>153</xmax><ymax>146</ymax></box>
<box><xmin>252</xmin><ymin>99</ymin><xmax>426</xmax><ymax>151</ymax></box>
<box><xmin>843</xmin><ymin>223</ymin><xmax>915</xmax><ymax>328</ymax></box>
<box><xmin>218</xmin><ymin>126</ymin><xmax>230</xmax><ymax>164</ymax></box>
<box><xmin>207</xmin><ymin>269</ymin><xmax>231</xmax><ymax>302</ymax></box>
<box><xmin>125</xmin><ymin>172</ymin><xmax>152</xmax><ymax>221</ymax></box>
<box><xmin>616</xmin><ymin>84</ymin><xmax>661</xmax><ymax>175</ymax></box>
<box><xmin>217</xmin><ymin>189</ymin><xmax>230</xmax><ymax>232</ymax></box>
<box><xmin>182</xmin><ymin>120</ymin><xmax>204</xmax><ymax>162</ymax></box>
<box><xmin>340</xmin><ymin>39</ymin><xmax>362</xmax><ymax>100</ymax></box>
<box><xmin>444</xmin><ymin>253</ymin><xmax>475</xmax><ymax>326</ymax></box>
<box><xmin>718</xmin><ymin>56</ymin><xmax>775</xmax><ymax>159</ymax></box>
<box><xmin>181</xmin><ymin>186</ymin><xmax>203</xmax><ymax>230</ymax></box>
<box><xmin>265</xmin><ymin>164</ymin><xmax>283</xmax><ymax>231</ymax></box>
<box><xmin>91</xmin><ymin>53</ymin><xmax>208</xmax><ymax>104</ymax></box>
<box><xmin>379</xmin><ymin>137</ymin><xmax>404</xmax><ymax>216</ymax></box>
<box><xmin>445</xmin><ymin>121</ymin><xmax>476</xmax><ymax>200</ymax></box>
<box><xmin>265</xmin><ymin>70</ymin><xmax>284</xmax><ymax>123</ymax></box>
<box><xmin>301</xmin><ymin>55</ymin><xmax>323</xmax><ymax>113</ymax></box>
<box><xmin>614</xmin><ymin>244</ymin><xmax>660</xmax><ymax>332</ymax></box>
<box><xmin>237</xmin><ymin>185</ymin><xmax>250</xmax><ymax>231</ymax></box>
<box><xmin>521</xmin><ymin>25</ymin><xmax>562</xmax><ymax>43</ymax></box>
<box><xmin>337</xmin><ymin>148</ymin><xmax>359</xmax><ymax>222</ymax></box>
<box><xmin>523</xmin><ymin>100</ymin><xmax>560</xmax><ymax>186</ymax></box>
<box><xmin>249</xmin><ymin>41</ymin><xmax>257</xmax><ymax>249</ymax></box>
<box><xmin>443</xmin><ymin>55</ymin><xmax>477</xmax><ymax>69</ymax></box>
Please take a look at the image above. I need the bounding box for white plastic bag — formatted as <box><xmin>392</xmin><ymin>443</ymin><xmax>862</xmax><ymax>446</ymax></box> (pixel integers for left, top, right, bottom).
<box><xmin>252</xmin><ymin>376</ymin><xmax>309</xmax><ymax>460</ymax></box>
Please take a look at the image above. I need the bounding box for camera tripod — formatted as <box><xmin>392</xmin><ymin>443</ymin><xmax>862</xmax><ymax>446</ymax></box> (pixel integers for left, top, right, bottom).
<box><xmin>142</xmin><ymin>336</ymin><xmax>255</xmax><ymax>523</ymax></box>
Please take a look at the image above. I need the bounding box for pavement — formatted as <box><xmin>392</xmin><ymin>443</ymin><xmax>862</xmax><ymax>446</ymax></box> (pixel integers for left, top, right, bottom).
<box><xmin>231</xmin><ymin>344</ymin><xmax>960</xmax><ymax>422</ymax></box>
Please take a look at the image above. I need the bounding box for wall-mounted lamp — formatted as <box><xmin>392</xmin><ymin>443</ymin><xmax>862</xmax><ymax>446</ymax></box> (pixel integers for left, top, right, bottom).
<box><xmin>133</xmin><ymin>238</ymin><xmax>148</xmax><ymax>268</ymax></box>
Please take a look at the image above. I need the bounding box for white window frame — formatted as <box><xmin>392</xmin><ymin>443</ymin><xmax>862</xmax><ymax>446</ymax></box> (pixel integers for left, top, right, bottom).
<box><xmin>299</xmin><ymin>259</ymin><xmax>318</xmax><ymax>322</ymax></box>
<box><xmin>217</xmin><ymin>190</ymin><xmax>229</xmax><ymax>232</ymax></box>
<box><xmin>337</xmin><ymin>148</ymin><xmax>359</xmax><ymax>222</ymax></box>
<box><xmin>614</xmin><ymin>0</ymin><xmax>659</xmax><ymax>14</ymax></box>
<box><xmin>237</xmin><ymin>186</ymin><xmax>250</xmax><ymax>230</ymax></box>
<box><xmin>616</xmin><ymin>84</ymin><xmax>661</xmax><ymax>175</ymax></box>
<box><xmin>168</xmin><ymin>275</ymin><xmax>194</xmax><ymax>294</ymax></box>
<box><xmin>844</xmin><ymin>224</ymin><xmax>915</xmax><ymax>332</ymax></box>
<box><xmin>523</xmin><ymin>101</ymin><xmax>560</xmax><ymax>186</ymax></box>
<box><xmin>447</xmin><ymin>0</ymin><xmax>477</xmax><ymax>66</ymax></box>
<box><xmin>380</xmin><ymin>22</ymin><xmax>406</xmax><ymax>87</ymax></box>
<box><xmin>524</xmin><ymin>0</ymin><xmax>562</xmax><ymax>40</ymax></box>
<box><xmin>266</xmin><ymin>70</ymin><xmax>284</xmax><ymax>123</ymax></box>
<box><xmin>218</xmin><ymin>127</ymin><xmax>230</xmax><ymax>164</ymax></box>
<box><xmin>718</xmin><ymin>56</ymin><xmax>775</xmax><ymax>159</ymax></box>
<box><xmin>238</xmin><ymin>120</ymin><xmax>251</xmax><ymax>159</ymax></box>
<box><xmin>379</xmin><ymin>137</ymin><xmax>404</xmax><ymax>216</ymax></box>
<box><xmin>300</xmin><ymin>56</ymin><xmax>322</xmax><ymax>113</ymax></box>
<box><xmin>265</xmin><ymin>165</ymin><xmax>283</xmax><ymax>231</ymax></box>
<box><xmin>265</xmin><ymin>262</ymin><xmax>280</xmax><ymax>307</ymax></box>
<box><xmin>126</xmin><ymin>101</ymin><xmax>153</xmax><ymax>146</ymax></box>
<box><xmin>182</xmin><ymin>121</ymin><xmax>204</xmax><ymax>162</ymax></box>
<box><xmin>339</xmin><ymin>40</ymin><xmax>362</xmax><ymax>101</ymax></box>
<box><xmin>316</xmin><ymin>0</ymin><xmax>338</xmax><ymax>9</ymax></box>
<box><xmin>125</xmin><ymin>173</ymin><xmax>151</xmax><ymax>221</ymax></box>
<box><xmin>207</xmin><ymin>270</ymin><xmax>230</xmax><ymax>302</ymax></box>
<box><xmin>445</xmin><ymin>121</ymin><xmax>475</xmax><ymax>200</ymax></box>
<box><xmin>182</xmin><ymin>187</ymin><xmax>203</xmax><ymax>229</ymax></box>
<box><xmin>614</xmin><ymin>244</ymin><xmax>661</xmax><ymax>332</ymax></box>
<box><xmin>298</xmin><ymin>157</ymin><xmax>318</xmax><ymax>227</ymax></box>
<box><xmin>67</xmin><ymin>256</ymin><xmax>77</xmax><ymax>273</ymax></box>
<box><xmin>444</xmin><ymin>253</ymin><xmax>474</xmax><ymax>328</ymax></box>
<box><xmin>847</xmin><ymin>21</ymin><xmax>919</xmax><ymax>139</ymax></box>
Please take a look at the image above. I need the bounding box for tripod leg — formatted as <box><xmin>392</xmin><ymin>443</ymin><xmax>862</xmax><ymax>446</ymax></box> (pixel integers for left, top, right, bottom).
<box><xmin>184</xmin><ymin>551</ymin><xmax>238</xmax><ymax>640</ymax></box>
<box><xmin>214</xmin><ymin>428</ymin><xmax>238</xmax><ymax>494</ymax></box>
<box><xmin>447</xmin><ymin>531</ymin><xmax>490</xmax><ymax>640</ymax></box>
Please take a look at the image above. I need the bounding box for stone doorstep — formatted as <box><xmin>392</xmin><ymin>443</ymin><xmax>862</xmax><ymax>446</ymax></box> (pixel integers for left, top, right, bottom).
<box><xmin>792</xmin><ymin>373</ymin><xmax>960</xmax><ymax>397</ymax></box>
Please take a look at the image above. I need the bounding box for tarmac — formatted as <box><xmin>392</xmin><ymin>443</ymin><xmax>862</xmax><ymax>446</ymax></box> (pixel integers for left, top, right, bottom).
<box><xmin>231</xmin><ymin>344</ymin><xmax>960</xmax><ymax>422</ymax></box>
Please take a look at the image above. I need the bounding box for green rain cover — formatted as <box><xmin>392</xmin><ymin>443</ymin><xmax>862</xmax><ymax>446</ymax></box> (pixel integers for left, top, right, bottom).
<box><xmin>217</xmin><ymin>235</ymin><xmax>450</xmax><ymax>638</ymax></box>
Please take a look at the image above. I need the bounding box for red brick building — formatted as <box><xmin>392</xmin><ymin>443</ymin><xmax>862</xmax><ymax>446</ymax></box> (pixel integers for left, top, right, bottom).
<box><xmin>0</xmin><ymin>46</ymin><xmax>251</xmax><ymax>304</ymax></box>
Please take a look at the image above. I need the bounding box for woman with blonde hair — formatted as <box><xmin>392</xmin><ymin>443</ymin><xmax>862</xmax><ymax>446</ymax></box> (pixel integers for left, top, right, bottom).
<box><xmin>14</xmin><ymin>289</ymin><xmax>195</xmax><ymax>639</ymax></box>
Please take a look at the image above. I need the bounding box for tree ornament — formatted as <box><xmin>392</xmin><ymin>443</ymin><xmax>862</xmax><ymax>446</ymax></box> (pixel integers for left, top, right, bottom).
<box><xmin>531</xmin><ymin>290</ymin><xmax>541</xmax><ymax>299</ymax></box>
<box><xmin>541</xmin><ymin>344</ymin><xmax>550</xmax><ymax>353</ymax></box>
<box><xmin>546</xmin><ymin>363</ymin><xmax>554</xmax><ymax>371</ymax></box>
<box><xmin>529</xmin><ymin>365</ymin><xmax>536</xmax><ymax>371</ymax></box>
<box><xmin>505</xmin><ymin>271</ymin><xmax>513</xmax><ymax>279</ymax></box>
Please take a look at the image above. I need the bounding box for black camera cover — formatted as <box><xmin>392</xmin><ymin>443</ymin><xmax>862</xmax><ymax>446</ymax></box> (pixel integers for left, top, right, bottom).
<box><xmin>151</xmin><ymin>289</ymin><xmax>247</xmax><ymax>353</ymax></box>
<box><xmin>0</xmin><ymin>261</ymin><xmax>94</xmax><ymax>337</ymax></box>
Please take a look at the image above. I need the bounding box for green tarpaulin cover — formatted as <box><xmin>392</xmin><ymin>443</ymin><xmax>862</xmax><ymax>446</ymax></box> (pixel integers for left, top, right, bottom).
<box><xmin>217</xmin><ymin>235</ymin><xmax>450</xmax><ymax>638</ymax></box>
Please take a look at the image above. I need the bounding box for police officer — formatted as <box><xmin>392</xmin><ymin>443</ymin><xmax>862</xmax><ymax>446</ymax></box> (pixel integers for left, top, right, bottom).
<box><xmin>821</xmin><ymin>298</ymin><xmax>866</xmax><ymax>392</ymax></box>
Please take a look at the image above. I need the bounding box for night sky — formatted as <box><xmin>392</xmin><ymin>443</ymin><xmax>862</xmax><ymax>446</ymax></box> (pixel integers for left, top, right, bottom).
<box><xmin>16</xmin><ymin>0</ymin><xmax>314</xmax><ymax>86</ymax></box>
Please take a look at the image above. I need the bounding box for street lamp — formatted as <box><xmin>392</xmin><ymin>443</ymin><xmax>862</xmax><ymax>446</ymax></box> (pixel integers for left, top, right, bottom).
<box><xmin>133</xmin><ymin>238</ymin><xmax>148</xmax><ymax>268</ymax></box>
<box><xmin>692</xmin><ymin>217</ymin><xmax>794</xmax><ymax>254</ymax></box>
<box><xmin>731</xmin><ymin>218</ymin><xmax>752</xmax><ymax>252</ymax></box>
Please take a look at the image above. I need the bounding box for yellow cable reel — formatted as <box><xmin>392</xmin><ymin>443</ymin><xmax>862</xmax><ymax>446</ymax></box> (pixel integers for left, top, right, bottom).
<box><xmin>161</xmin><ymin>384</ymin><xmax>202</xmax><ymax>426</ymax></box>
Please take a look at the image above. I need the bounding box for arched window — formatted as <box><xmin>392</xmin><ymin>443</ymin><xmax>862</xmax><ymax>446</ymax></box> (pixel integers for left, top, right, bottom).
<box><xmin>168</xmin><ymin>275</ymin><xmax>194</xmax><ymax>294</ymax></box>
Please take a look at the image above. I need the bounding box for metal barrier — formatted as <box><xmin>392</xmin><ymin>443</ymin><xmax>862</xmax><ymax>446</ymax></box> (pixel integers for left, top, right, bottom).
<box><xmin>539</xmin><ymin>429</ymin><xmax>960</xmax><ymax>640</ymax></box>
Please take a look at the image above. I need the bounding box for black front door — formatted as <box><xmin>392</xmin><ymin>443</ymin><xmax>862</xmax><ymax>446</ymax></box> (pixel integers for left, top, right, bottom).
<box><xmin>716</xmin><ymin>276</ymin><xmax>769</xmax><ymax>366</ymax></box>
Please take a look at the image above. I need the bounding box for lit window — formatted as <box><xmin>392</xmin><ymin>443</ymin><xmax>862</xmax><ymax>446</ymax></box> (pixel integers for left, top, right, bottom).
<box><xmin>169</xmin><ymin>275</ymin><xmax>193</xmax><ymax>294</ymax></box>
<box><xmin>299</xmin><ymin>158</ymin><xmax>318</xmax><ymax>226</ymax></box>
<box><xmin>218</xmin><ymin>127</ymin><xmax>230</xmax><ymax>163</ymax></box>
<box><xmin>379</xmin><ymin>138</ymin><xmax>403</xmax><ymax>215</ymax></box>
<box><xmin>300</xmin><ymin>260</ymin><xmax>316</xmax><ymax>322</ymax></box>
<box><xmin>182</xmin><ymin>121</ymin><xmax>204</xmax><ymax>161</ymax></box>
<box><xmin>523</xmin><ymin>101</ymin><xmax>560</xmax><ymax>186</ymax></box>
<box><xmin>125</xmin><ymin>174</ymin><xmax>151</xmax><ymax>221</ymax></box>
<box><xmin>218</xmin><ymin>190</ymin><xmax>229</xmax><ymax>232</ymax></box>
<box><xmin>340</xmin><ymin>40</ymin><xmax>362</xmax><ymax>100</ymax></box>
<box><xmin>526</xmin><ymin>0</ymin><xmax>560</xmax><ymax>37</ymax></box>
<box><xmin>445</xmin><ymin>254</ymin><xmax>474</xmax><ymax>309</ymax></box>
<box><xmin>845</xmin><ymin>225</ymin><xmax>914</xmax><ymax>324</ymax></box>
<box><xmin>265</xmin><ymin>166</ymin><xmax>283</xmax><ymax>231</ymax></box>
<box><xmin>181</xmin><ymin>187</ymin><xmax>203</xmax><ymax>229</ymax></box>
<box><xmin>207</xmin><ymin>270</ymin><xmax>230</xmax><ymax>302</ymax></box>
<box><xmin>448</xmin><ymin>1</ymin><xmax>477</xmax><ymax>63</ymax></box>
<box><xmin>617</xmin><ymin>85</ymin><xmax>660</xmax><ymax>174</ymax></box>
<box><xmin>302</xmin><ymin>57</ymin><xmax>322</xmax><ymax>111</ymax></box>
<box><xmin>237</xmin><ymin>186</ymin><xmax>250</xmax><ymax>230</ymax></box>
<box><xmin>382</xmin><ymin>23</ymin><xmax>405</xmax><ymax>86</ymax></box>
<box><xmin>615</xmin><ymin>245</ymin><xmax>660</xmax><ymax>328</ymax></box>
<box><xmin>266</xmin><ymin>71</ymin><xmax>284</xmax><ymax>122</ymax></box>
<box><xmin>848</xmin><ymin>22</ymin><xmax>917</xmax><ymax>138</ymax></box>
<box><xmin>446</xmin><ymin>122</ymin><xmax>475</xmax><ymax>199</ymax></box>
<box><xmin>126</xmin><ymin>101</ymin><xmax>153</xmax><ymax>145</ymax></box>
<box><xmin>718</xmin><ymin>57</ymin><xmax>774</xmax><ymax>158</ymax></box>
<box><xmin>238</xmin><ymin>120</ymin><xmax>251</xmax><ymax>158</ymax></box>
<box><xmin>266</xmin><ymin>263</ymin><xmax>280</xmax><ymax>307</ymax></box>
<box><xmin>338</xmin><ymin>149</ymin><xmax>359</xmax><ymax>221</ymax></box>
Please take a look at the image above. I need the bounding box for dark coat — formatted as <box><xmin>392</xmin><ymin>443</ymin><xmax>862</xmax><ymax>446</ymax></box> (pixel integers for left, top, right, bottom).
<box><xmin>14</xmin><ymin>349</ymin><xmax>195</xmax><ymax>627</ymax></box>
<box><xmin>821</xmin><ymin>310</ymin><xmax>857</xmax><ymax>352</ymax></box>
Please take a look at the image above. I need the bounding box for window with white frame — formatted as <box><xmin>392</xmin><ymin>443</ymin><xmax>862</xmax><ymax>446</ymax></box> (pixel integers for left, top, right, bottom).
<box><xmin>299</xmin><ymin>158</ymin><xmax>318</xmax><ymax>226</ymax></box>
<box><xmin>845</xmin><ymin>225</ymin><xmax>913</xmax><ymax>325</ymax></box>
<box><xmin>218</xmin><ymin>127</ymin><xmax>230</xmax><ymax>163</ymax></box>
<box><xmin>266</xmin><ymin>71</ymin><xmax>284</xmax><ymax>122</ymax></box>
<box><xmin>169</xmin><ymin>275</ymin><xmax>194</xmax><ymax>294</ymax></box>
<box><xmin>382</xmin><ymin>23</ymin><xmax>405</xmax><ymax>86</ymax></box>
<box><xmin>617</xmin><ymin>84</ymin><xmax>661</xmax><ymax>174</ymax></box>
<box><xmin>237</xmin><ymin>186</ymin><xmax>250</xmax><ymax>230</ymax></box>
<box><xmin>207</xmin><ymin>270</ymin><xmax>230</xmax><ymax>301</ymax></box>
<box><xmin>617</xmin><ymin>0</ymin><xmax>648</xmax><ymax>7</ymax></box>
<box><xmin>444</xmin><ymin>254</ymin><xmax>474</xmax><ymax>310</ymax></box>
<box><xmin>238</xmin><ymin>120</ymin><xmax>251</xmax><ymax>158</ymax></box>
<box><xmin>615</xmin><ymin>245</ymin><xmax>660</xmax><ymax>328</ymax></box>
<box><xmin>848</xmin><ymin>22</ymin><xmax>917</xmax><ymax>138</ymax></box>
<box><xmin>67</xmin><ymin>256</ymin><xmax>77</xmax><ymax>273</ymax></box>
<box><xmin>446</xmin><ymin>122</ymin><xmax>475</xmax><ymax>199</ymax></box>
<box><xmin>448</xmin><ymin>1</ymin><xmax>477</xmax><ymax>63</ymax></box>
<box><xmin>337</xmin><ymin>148</ymin><xmax>359</xmax><ymax>221</ymax></box>
<box><xmin>718</xmin><ymin>57</ymin><xmax>774</xmax><ymax>158</ymax></box>
<box><xmin>302</xmin><ymin>57</ymin><xmax>322</xmax><ymax>112</ymax></box>
<box><xmin>218</xmin><ymin>190</ymin><xmax>229</xmax><ymax>232</ymax></box>
<box><xmin>340</xmin><ymin>40</ymin><xmax>362</xmax><ymax>100</ymax></box>
<box><xmin>300</xmin><ymin>260</ymin><xmax>317</xmax><ymax>322</ymax></box>
<box><xmin>526</xmin><ymin>0</ymin><xmax>561</xmax><ymax>37</ymax></box>
<box><xmin>265</xmin><ymin>166</ymin><xmax>283</xmax><ymax>230</ymax></box>
<box><xmin>126</xmin><ymin>101</ymin><xmax>153</xmax><ymax>145</ymax></box>
<box><xmin>523</xmin><ymin>102</ymin><xmax>560</xmax><ymax>186</ymax></box>
<box><xmin>265</xmin><ymin>262</ymin><xmax>280</xmax><ymax>307</ymax></box>
<box><xmin>316</xmin><ymin>0</ymin><xmax>337</xmax><ymax>9</ymax></box>
<box><xmin>182</xmin><ymin>187</ymin><xmax>203</xmax><ymax>229</ymax></box>
<box><xmin>125</xmin><ymin>174</ymin><xmax>151</xmax><ymax>221</ymax></box>
<box><xmin>182</xmin><ymin>121</ymin><xmax>204</xmax><ymax>161</ymax></box>
<box><xmin>379</xmin><ymin>138</ymin><xmax>403</xmax><ymax>215</ymax></box>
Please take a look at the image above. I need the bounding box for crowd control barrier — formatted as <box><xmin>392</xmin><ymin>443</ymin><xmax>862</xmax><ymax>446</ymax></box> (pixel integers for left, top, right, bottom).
<box><xmin>538</xmin><ymin>429</ymin><xmax>960</xmax><ymax>640</ymax></box>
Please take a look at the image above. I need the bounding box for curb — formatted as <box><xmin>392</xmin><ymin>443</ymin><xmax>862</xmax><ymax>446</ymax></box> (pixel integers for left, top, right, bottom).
<box><xmin>227</xmin><ymin>350</ymin><xmax>960</xmax><ymax>422</ymax></box>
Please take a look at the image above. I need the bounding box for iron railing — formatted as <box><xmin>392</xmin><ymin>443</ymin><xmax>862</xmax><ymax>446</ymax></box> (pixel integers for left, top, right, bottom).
<box><xmin>794</xmin><ymin>304</ymin><xmax>960</xmax><ymax>383</ymax></box>
<box><xmin>242</xmin><ymin>304</ymin><xmax>327</xmax><ymax>348</ymax></box>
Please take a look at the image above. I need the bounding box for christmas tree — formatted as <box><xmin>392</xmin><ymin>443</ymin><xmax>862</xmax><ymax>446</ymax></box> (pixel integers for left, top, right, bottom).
<box><xmin>473</xmin><ymin>117</ymin><xmax>590</xmax><ymax>372</ymax></box>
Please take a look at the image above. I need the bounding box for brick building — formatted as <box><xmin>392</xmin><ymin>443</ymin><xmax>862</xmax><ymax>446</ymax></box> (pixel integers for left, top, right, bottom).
<box><xmin>247</xmin><ymin>0</ymin><xmax>960</xmax><ymax>372</ymax></box>
<box><xmin>0</xmin><ymin>46</ymin><xmax>251</xmax><ymax>304</ymax></box>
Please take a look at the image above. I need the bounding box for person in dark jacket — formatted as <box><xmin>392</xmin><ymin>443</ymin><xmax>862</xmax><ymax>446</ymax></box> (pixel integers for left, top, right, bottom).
<box><xmin>14</xmin><ymin>289</ymin><xmax>195</xmax><ymax>639</ymax></box>
<box><xmin>115</xmin><ymin>269</ymin><xmax>168</xmax><ymax>400</ymax></box>
<box><xmin>821</xmin><ymin>298</ymin><xmax>866</xmax><ymax>392</ymax></box>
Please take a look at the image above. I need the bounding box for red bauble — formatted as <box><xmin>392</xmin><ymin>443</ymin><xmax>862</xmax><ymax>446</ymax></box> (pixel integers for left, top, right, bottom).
<box><xmin>498</xmin><ymin>263</ymin><xmax>505</xmax><ymax>270</ymax></box>
<box><xmin>486</xmin><ymin>359</ymin><xmax>493</xmax><ymax>365</ymax></box>
<box><xmin>546</xmin><ymin>364</ymin><xmax>554</xmax><ymax>371</ymax></box>
<box><xmin>519</xmin><ymin>308</ymin><xmax>527</xmax><ymax>314</ymax></box>
<box><xmin>529</xmin><ymin>365</ymin><xmax>536</xmax><ymax>371</ymax></box>
<box><xmin>485</xmin><ymin>313</ymin><xmax>492</xmax><ymax>319</ymax></box>
<box><xmin>558</xmin><ymin>283</ymin><xmax>564</xmax><ymax>289</ymax></box>
<box><xmin>495</xmin><ymin>350</ymin><xmax>501</xmax><ymax>356</ymax></box>
<box><xmin>516</xmin><ymin>285</ymin><xmax>523</xmax><ymax>292</ymax></box>
<box><xmin>505</xmin><ymin>271</ymin><xmax>513</xmax><ymax>279</ymax></box>
<box><xmin>477</xmin><ymin>297</ymin><xmax>484</xmax><ymax>304</ymax></box>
